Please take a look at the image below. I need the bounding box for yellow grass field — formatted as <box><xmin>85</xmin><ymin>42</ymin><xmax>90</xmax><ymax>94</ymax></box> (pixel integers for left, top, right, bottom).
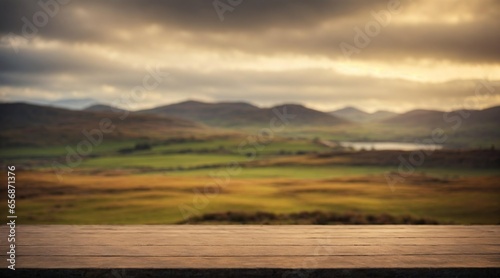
<box><xmin>9</xmin><ymin>169</ymin><xmax>499</xmax><ymax>225</ymax></box>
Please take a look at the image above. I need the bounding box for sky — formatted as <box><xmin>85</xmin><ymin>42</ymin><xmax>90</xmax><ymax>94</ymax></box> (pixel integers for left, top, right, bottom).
<box><xmin>0</xmin><ymin>0</ymin><xmax>500</xmax><ymax>113</ymax></box>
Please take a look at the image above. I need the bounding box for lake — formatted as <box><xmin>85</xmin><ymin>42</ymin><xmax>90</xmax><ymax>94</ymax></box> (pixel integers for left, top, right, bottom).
<box><xmin>339</xmin><ymin>141</ymin><xmax>443</xmax><ymax>151</ymax></box>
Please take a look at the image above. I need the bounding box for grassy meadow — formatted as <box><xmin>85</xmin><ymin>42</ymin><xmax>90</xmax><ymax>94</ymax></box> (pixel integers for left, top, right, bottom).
<box><xmin>2</xmin><ymin>135</ymin><xmax>499</xmax><ymax>225</ymax></box>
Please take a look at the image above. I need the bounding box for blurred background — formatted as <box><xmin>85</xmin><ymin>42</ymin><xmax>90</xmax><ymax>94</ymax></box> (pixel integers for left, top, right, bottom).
<box><xmin>0</xmin><ymin>0</ymin><xmax>499</xmax><ymax>224</ymax></box>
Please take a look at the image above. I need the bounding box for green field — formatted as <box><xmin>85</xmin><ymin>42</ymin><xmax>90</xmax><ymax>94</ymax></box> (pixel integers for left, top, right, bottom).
<box><xmin>1</xmin><ymin>137</ymin><xmax>499</xmax><ymax>225</ymax></box>
<box><xmin>135</xmin><ymin>138</ymin><xmax>332</xmax><ymax>155</ymax></box>
<box><xmin>81</xmin><ymin>153</ymin><xmax>246</xmax><ymax>169</ymax></box>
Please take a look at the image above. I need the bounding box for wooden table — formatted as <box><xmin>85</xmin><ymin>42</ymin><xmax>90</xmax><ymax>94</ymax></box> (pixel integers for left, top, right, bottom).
<box><xmin>1</xmin><ymin>225</ymin><xmax>499</xmax><ymax>277</ymax></box>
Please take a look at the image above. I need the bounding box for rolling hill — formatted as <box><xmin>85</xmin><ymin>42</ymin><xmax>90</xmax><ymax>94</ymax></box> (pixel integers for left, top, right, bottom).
<box><xmin>0</xmin><ymin>103</ymin><xmax>204</xmax><ymax>147</ymax></box>
<box><xmin>329</xmin><ymin>106</ymin><xmax>397</xmax><ymax>122</ymax></box>
<box><xmin>2</xmin><ymin>97</ymin><xmax>99</xmax><ymax>110</ymax></box>
<box><xmin>382</xmin><ymin>106</ymin><xmax>500</xmax><ymax>128</ymax></box>
<box><xmin>371</xmin><ymin>110</ymin><xmax>398</xmax><ymax>121</ymax></box>
<box><xmin>3</xmin><ymin>101</ymin><xmax>498</xmax><ymax>148</ymax></box>
<box><xmin>382</xmin><ymin>109</ymin><xmax>443</xmax><ymax>126</ymax></box>
<box><xmin>84</xmin><ymin>104</ymin><xmax>128</xmax><ymax>114</ymax></box>
<box><xmin>381</xmin><ymin>106</ymin><xmax>500</xmax><ymax>147</ymax></box>
<box><xmin>48</xmin><ymin>98</ymin><xmax>99</xmax><ymax>110</ymax></box>
<box><xmin>138</xmin><ymin>100</ymin><xmax>260</xmax><ymax>126</ymax></box>
<box><xmin>138</xmin><ymin>100</ymin><xmax>348</xmax><ymax>127</ymax></box>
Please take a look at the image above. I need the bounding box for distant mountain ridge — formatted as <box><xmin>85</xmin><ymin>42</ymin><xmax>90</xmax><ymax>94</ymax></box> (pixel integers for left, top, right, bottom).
<box><xmin>329</xmin><ymin>106</ymin><xmax>397</xmax><ymax>122</ymax></box>
<box><xmin>50</xmin><ymin>98</ymin><xmax>99</xmax><ymax>110</ymax></box>
<box><xmin>11</xmin><ymin>97</ymin><xmax>100</xmax><ymax>110</ymax></box>
<box><xmin>0</xmin><ymin>103</ymin><xmax>203</xmax><ymax>147</ymax></box>
<box><xmin>382</xmin><ymin>106</ymin><xmax>500</xmax><ymax>128</ymax></box>
<box><xmin>138</xmin><ymin>100</ymin><xmax>348</xmax><ymax>127</ymax></box>
<box><xmin>84</xmin><ymin>104</ymin><xmax>127</xmax><ymax>114</ymax></box>
<box><xmin>1</xmin><ymin>101</ymin><xmax>499</xmax><ymax>147</ymax></box>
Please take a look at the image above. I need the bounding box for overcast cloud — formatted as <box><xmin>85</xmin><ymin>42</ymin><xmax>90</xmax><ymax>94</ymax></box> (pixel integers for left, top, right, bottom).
<box><xmin>0</xmin><ymin>0</ymin><xmax>499</xmax><ymax>112</ymax></box>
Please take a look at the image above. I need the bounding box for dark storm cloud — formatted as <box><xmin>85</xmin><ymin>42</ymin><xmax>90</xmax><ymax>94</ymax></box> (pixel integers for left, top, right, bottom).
<box><xmin>1</xmin><ymin>0</ymin><xmax>498</xmax><ymax>63</ymax></box>
<box><xmin>359</xmin><ymin>19</ymin><xmax>500</xmax><ymax>63</ymax></box>
<box><xmin>0</xmin><ymin>45</ymin><xmax>121</xmax><ymax>74</ymax></box>
<box><xmin>0</xmin><ymin>0</ymin><xmax>386</xmax><ymax>33</ymax></box>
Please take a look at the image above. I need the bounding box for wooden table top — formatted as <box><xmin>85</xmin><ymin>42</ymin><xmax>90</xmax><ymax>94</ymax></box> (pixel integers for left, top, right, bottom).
<box><xmin>2</xmin><ymin>225</ymin><xmax>499</xmax><ymax>270</ymax></box>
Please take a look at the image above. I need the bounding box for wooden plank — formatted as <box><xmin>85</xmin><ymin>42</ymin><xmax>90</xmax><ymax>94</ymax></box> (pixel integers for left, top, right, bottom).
<box><xmin>0</xmin><ymin>225</ymin><xmax>498</xmax><ymax>269</ymax></box>
<box><xmin>9</xmin><ymin>229</ymin><xmax>500</xmax><ymax>236</ymax></box>
<box><xmin>10</xmin><ymin>225</ymin><xmax>500</xmax><ymax>231</ymax></box>
<box><xmin>10</xmin><ymin>236</ymin><xmax>499</xmax><ymax>246</ymax></box>
<box><xmin>7</xmin><ymin>255</ymin><xmax>500</xmax><ymax>268</ymax></box>
<box><xmin>7</xmin><ymin>226</ymin><xmax>499</xmax><ymax>239</ymax></box>
<box><xmin>10</xmin><ymin>244</ymin><xmax>500</xmax><ymax>256</ymax></box>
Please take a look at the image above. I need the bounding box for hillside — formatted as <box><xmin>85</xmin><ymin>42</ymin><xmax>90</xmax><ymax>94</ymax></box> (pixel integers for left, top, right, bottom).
<box><xmin>49</xmin><ymin>98</ymin><xmax>98</xmax><ymax>110</ymax></box>
<box><xmin>0</xmin><ymin>103</ymin><xmax>204</xmax><ymax>147</ymax></box>
<box><xmin>382</xmin><ymin>109</ymin><xmax>444</xmax><ymax>126</ymax></box>
<box><xmin>380</xmin><ymin>106</ymin><xmax>500</xmax><ymax>147</ymax></box>
<box><xmin>138</xmin><ymin>100</ymin><xmax>260</xmax><ymax>126</ymax></box>
<box><xmin>84</xmin><ymin>104</ymin><xmax>128</xmax><ymax>114</ymax></box>
<box><xmin>330</xmin><ymin>107</ymin><xmax>396</xmax><ymax>122</ymax></box>
<box><xmin>382</xmin><ymin>106</ymin><xmax>500</xmax><ymax>128</ymax></box>
<box><xmin>139</xmin><ymin>101</ymin><xmax>348</xmax><ymax>127</ymax></box>
<box><xmin>371</xmin><ymin>110</ymin><xmax>398</xmax><ymax>121</ymax></box>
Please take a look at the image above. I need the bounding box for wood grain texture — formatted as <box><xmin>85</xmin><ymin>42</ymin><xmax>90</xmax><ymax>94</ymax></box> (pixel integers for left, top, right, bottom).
<box><xmin>1</xmin><ymin>225</ymin><xmax>499</xmax><ymax>269</ymax></box>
